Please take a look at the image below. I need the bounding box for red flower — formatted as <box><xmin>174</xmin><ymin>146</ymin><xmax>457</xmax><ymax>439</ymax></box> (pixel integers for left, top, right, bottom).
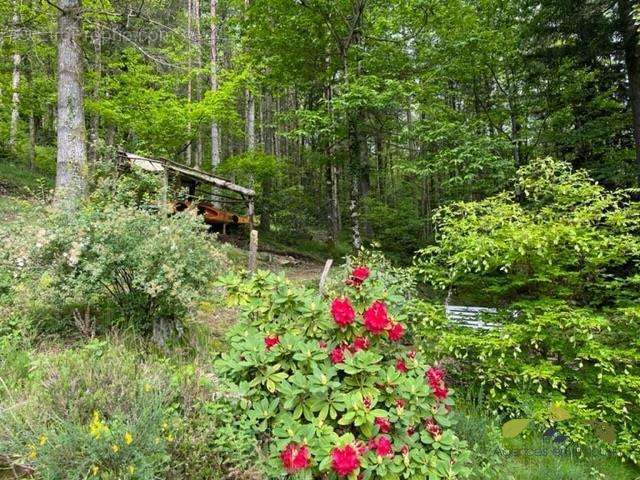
<box><xmin>395</xmin><ymin>398</ymin><xmax>406</xmax><ymax>409</ymax></box>
<box><xmin>264</xmin><ymin>335</ymin><xmax>279</xmax><ymax>349</ymax></box>
<box><xmin>331</xmin><ymin>298</ymin><xmax>356</xmax><ymax>327</ymax></box>
<box><xmin>388</xmin><ymin>322</ymin><xmax>405</xmax><ymax>341</ymax></box>
<box><xmin>375</xmin><ymin>416</ymin><xmax>391</xmax><ymax>434</ymax></box>
<box><xmin>363</xmin><ymin>301</ymin><xmax>390</xmax><ymax>334</ymax></box>
<box><xmin>363</xmin><ymin>396</ymin><xmax>372</xmax><ymax>409</ymax></box>
<box><xmin>425</xmin><ymin>418</ymin><xmax>443</xmax><ymax>438</ymax></box>
<box><xmin>400</xmin><ymin>445</ymin><xmax>409</xmax><ymax>456</ymax></box>
<box><xmin>407</xmin><ymin>350</ymin><xmax>416</xmax><ymax>359</ymax></box>
<box><xmin>396</xmin><ymin>358</ymin><xmax>408</xmax><ymax>373</ymax></box>
<box><xmin>330</xmin><ymin>345</ymin><xmax>346</xmax><ymax>364</ymax></box>
<box><xmin>351</xmin><ymin>336</ymin><xmax>370</xmax><ymax>352</ymax></box>
<box><xmin>427</xmin><ymin>367</ymin><xmax>448</xmax><ymax>400</ymax></box>
<box><xmin>369</xmin><ymin>436</ymin><xmax>393</xmax><ymax>457</ymax></box>
<box><xmin>280</xmin><ymin>443</ymin><xmax>310</xmax><ymax>472</ymax></box>
<box><xmin>331</xmin><ymin>444</ymin><xmax>360</xmax><ymax>477</ymax></box>
<box><xmin>347</xmin><ymin>266</ymin><xmax>370</xmax><ymax>286</ymax></box>
<box><xmin>406</xmin><ymin>425</ymin><xmax>415</xmax><ymax>436</ymax></box>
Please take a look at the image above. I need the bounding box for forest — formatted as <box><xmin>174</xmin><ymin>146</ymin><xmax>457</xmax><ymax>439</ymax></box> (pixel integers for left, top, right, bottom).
<box><xmin>1</xmin><ymin>0</ymin><xmax>640</xmax><ymax>479</ymax></box>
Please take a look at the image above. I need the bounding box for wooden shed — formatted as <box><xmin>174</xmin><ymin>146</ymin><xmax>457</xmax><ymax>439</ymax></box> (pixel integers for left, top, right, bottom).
<box><xmin>117</xmin><ymin>151</ymin><xmax>256</xmax><ymax>231</ymax></box>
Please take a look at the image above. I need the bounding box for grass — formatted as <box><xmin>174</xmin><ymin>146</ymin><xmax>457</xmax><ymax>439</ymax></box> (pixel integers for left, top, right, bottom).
<box><xmin>0</xmin><ymin>161</ymin><xmax>53</xmax><ymax>197</ymax></box>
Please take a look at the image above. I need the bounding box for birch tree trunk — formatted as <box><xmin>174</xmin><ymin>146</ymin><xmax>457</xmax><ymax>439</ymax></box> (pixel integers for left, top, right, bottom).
<box><xmin>54</xmin><ymin>0</ymin><xmax>88</xmax><ymax>210</ymax></box>
<box><xmin>244</xmin><ymin>0</ymin><xmax>255</xmax><ymax>151</ymax></box>
<box><xmin>9</xmin><ymin>3</ymin><xmax>22</xmax><ymax>150</ymax></box>
<box><xmin>193</xmin><ymin>0</ymin><xmax>203</xmax><ymax>168</ymax></box>
<box><xmin>209</xmin><ymin>0</ymin><xmax>220</xmax><ymax>167</ymax></box>
<box><xmin>186</xmin><ymin>0</ymin><xmax>193</xmax><ymax>166</ymax></box>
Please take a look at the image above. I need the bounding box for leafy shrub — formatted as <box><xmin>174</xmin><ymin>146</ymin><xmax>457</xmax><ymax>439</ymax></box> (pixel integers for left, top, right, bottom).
<box><xmin>2</xmin><ymin>202</ymin><xmax>227</xmax><ymax>337</ymax></box>
<box><xmin>215</xmin><ymin>267</ymin><xmax>471</xmax><ymax>479</ymax></box>
<box><xmin>412</xmin><ymin>159</ymin><xmax>640</xmax><ymax>464</ymax></box>
<box><xmin>0</xmin><ymin>341</ymin><xmax>177</xmax><ymax>479</ymax></box>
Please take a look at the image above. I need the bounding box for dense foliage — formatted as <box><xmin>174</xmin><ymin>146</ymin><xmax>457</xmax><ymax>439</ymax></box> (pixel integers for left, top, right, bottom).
<box><xmin>413</xmin><ymin>159</ymin><xmax>640</xmax><ymax>464</ymax></box>
<box><xmin>216</xmin><ymin>267</ymin><xmax>471</xmax><ymax>479</ymax></box>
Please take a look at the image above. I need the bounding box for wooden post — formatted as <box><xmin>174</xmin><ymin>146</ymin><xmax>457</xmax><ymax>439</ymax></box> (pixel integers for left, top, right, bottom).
<box><xmin>161</xmin><ymin>168</ymin><xmax>169</xmax><ymax>213</ymax></box>
<box><xmin>248</xmin><ymin>229</ymin><xmax>258</xmax><ymax>272</ymax></box>
<box><xmin>319</xmin><ymin>258</ymin><xmax>333</xmax><ymax>292</ymax></box>
<box><xmin>247</xmin><ymin>198</ymin><xmax>255</xmax><ymax>230</ymax></box>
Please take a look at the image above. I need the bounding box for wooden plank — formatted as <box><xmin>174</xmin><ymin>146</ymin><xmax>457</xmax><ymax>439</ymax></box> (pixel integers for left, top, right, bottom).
<box><xmin>319</xmin><ymin>259</ymin><xmax>333</xmax><ymax>292</ymax></box>
<box><xmin>248</xmin><ymin>229</ymin><xmax>258</xmax><ymax>272</ymax></box>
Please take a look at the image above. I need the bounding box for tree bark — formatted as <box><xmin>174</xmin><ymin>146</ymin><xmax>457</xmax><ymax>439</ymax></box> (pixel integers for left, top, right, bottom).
<box><xmin>209</xmin><ymin>0</ymin><xmax>221</xmax><ymax>168</ymax></box>
<box><xmin>89</xmin><ymin>26</ymin><xmax>101</xmax><ymax>163</ymax></box>
<box><xmin>186</xmin><ymin>0</ymin><xmax>193</xmax><ymax>166</ymax></box>
<box><xmin>620</xmin><ymin>0</ymin><xmax>640</xmax><ymax>180</ymax></box>
<box><xmin>54</xmin><ymin>0</ymin><xmax>88</xmax><ymax>210</ymax></box>
<box><xmin>9</xmin><ymin>2</ymin><xmax>21</xmax><ymax>151</ymax></box>
<box><xmin>244</xmin><ymin>0</ymin><xmax>255</xmax><ymax>151</ymax></box>
<box><xmin>193</xmin><ymin>0</ymin><xmax>203</xmax><ymax>168</ymax></box>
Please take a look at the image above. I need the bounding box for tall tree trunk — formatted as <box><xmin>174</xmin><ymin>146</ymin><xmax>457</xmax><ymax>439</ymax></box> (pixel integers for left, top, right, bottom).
<box><xmin>209</xmin><ymin>0</ymin><xmax>220</xmax><ymax>168</ymax></box>
<box><xmin>244</xmin><ymin>0</ymin><xmax>255</xmax><ymax>151</ymax></box>
<box><xmin>54</xmin><ymin>0</ymin><xmax>88</xmax><ymax>210</ymax></box>
<box><xmin>620</xmin><ymin>0</ymin><xmax>640</xmax><ymax>180</ymax></box>
<box><xmin>193</xmin><ymin>0</ymin><xmax>203</xmax><ymax>168</ymax></box>
<box><xmin>186</xmin><ymin>0</ymin><xmax>193</xmax><ymax>166</ymax></box>
<box><xmin>9</xmin><ymin>2</ymin><xmax>21</xmax><ymax>151</ymax></box>
<box><xmin>89</xmin><ymin>26</ymin><xmax>101</xmax><ymax>163</ymax></box>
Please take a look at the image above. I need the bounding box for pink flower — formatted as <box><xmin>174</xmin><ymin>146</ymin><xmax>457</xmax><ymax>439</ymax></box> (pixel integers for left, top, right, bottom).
<box><xmin>388</xmin><ymin>323</ymin><xmax>405</xmax><ymax>341</ymax></box>
<box><xmin>264</xmin><ymin>335</ymin><xmax>279</xmax><ymax>349</ymax></box>
<box><xmin>280</xmin><ymin>443</ymin><xmax>310</xmax><ymax>472</ymax></box>
<box><xmin>331</xmin><ymin>444</ymin><xmax>360</xmax><ymax>477</ymax></box>
<box><xmin>401</xmin><ymin>445</ymin><xmax>409</xmax><ymax>456</ymax></box>
<box><xmin>375</xmin><ymin>416</ymin><xmax>391</xmax><ymax>434</ymax></box>
<box><xmin>347</xmin><ymin>266</ymin><xmax>370</xmax><ymax>286</ymax></box>
<box><xmin>369</xmin><ymin>436</ymin><xmax>393</xmax><ymax>457</ymax></box>
<box><xmin>318</xmin><ymin>340</ymin><xmax>328</xmax><ymax>349</ymax></box>
<box><xmin>363</xmin><ymin>396</ymin><xmax>372</xmax><ymax>409</ymax></box>
<box><xmin>331</xmin><ymin>298</ymin><xmax>356</xmax><ymax>327</ymax></box>
<box><xmin>395</xmin><ymin>398</ymin><xmax>406</xmax><ymax>409</ymax></box>
<box><xmin>396</xmin><ymin>358</ymin><xmax>408</xmax><ymax>373</ymax></box>
<box><xmin>407</xmin><ymin>350</ymin><xmax>416</xmax><ymax>359</ymax></box>
<box><xmin>330</xmin><ymin>346</ymin><xmax>346</xmax><ymax>364</ymax></box>
<box><xmin>351</xmin><ymin>336</ymin><xmax>370</xmax><ymax>352</ymax></box>
<box><xmin>406</xmin><ymin>425</ymin><xmax>415</xmax><ymax>436</ymax></box>
<box><xmin>363</xmin><ymin>301</ymin><xmax>390</xmax><ymax>334</ymax></box>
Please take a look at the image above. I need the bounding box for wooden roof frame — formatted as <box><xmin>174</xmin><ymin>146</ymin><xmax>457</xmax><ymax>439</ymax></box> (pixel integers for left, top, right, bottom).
<box><xmin>118</xmin><ymin>151</ymin><xmax>255</xmax><ymax>198</ymax></box>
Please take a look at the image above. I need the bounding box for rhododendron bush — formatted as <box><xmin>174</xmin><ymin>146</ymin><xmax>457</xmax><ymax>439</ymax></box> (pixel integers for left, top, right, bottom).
<box><xmin>216</xmin><ymin>267</ymin><xmax>471</xmax><ymax>479</ymax></box>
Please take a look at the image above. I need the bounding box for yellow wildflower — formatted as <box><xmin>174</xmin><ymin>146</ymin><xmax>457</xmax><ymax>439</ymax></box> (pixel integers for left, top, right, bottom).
<box><xmin>27</xmin><ymin>444</ymin><xmax>37</xmax><ymax>460</ymax></box>
<box><xmin>91</xmin><ymin>465</ymin><xmax>100</xmax><ymax>476</ymax></box>
<box><xmin>165</xmin><ymin>434</ymin><xmax>174</xmax><ymax>442</ymax></box>
<box><xmin>128</xmin><ymin>464</ymin><xmax>136</xmax><ymax>474</ymax></box>
<box><xmin>124</xmin><ymin>432</ymin><xmax>133</xmax><ymax>445</ymax></box>
<box><xmin>38</xmin><ymin>434</ymin><xmax>48</xmax><ymax>446</ymax></box>
<box><xmin>111</xmin><ymin>444</ymin><xmax>120</xmax><ymax>453</ymax></box>
<box><xmin>89</xmin><ymin>411</ymin><xmax>109</xmax><ymax>439</ymax></box>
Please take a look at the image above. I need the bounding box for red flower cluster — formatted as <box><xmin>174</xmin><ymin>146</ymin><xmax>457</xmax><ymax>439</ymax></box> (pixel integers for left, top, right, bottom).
<box><xmin>330</xmin><ymin>345</ymin><xmax>347</xmax><ymax>364</ymax></box>
<box><xmin>388</xmin><ymin>322</ymin><xmax>405</xmax><ymax>341</ymax></box>
<box><xmin>363</xmin><ymin>301</ymin><xmax>390</xmax><ymax>334</ymax></box>
<box><xmin>369</xmin><ymin>436</ymin><xmax>394</xmax><ymax>457</ymax></box>
<box><xmin>396</xmin><ymin>358</ymin><xmax>408</xmax><ymax>373</ymax></box>
<box><xmin>264</xmin><ymin>335</ymin><xmax>279</xmax><ymax>349</ymax></box>
<box><xmin>280</xmin><ymin>443</ymin><xmax>310</xmax><ymax>472</ymax></box>
<box><xmin>375</xmin><ymin>416</ymin><xmax>391</xmax><ymax>433</ymax></box>
<box><xmin>331</xmin><ymin>444</ymin><xmax>360</xmax><ymax>476</ymax></box>
<box><xmin>351</xmin><ymin>336</ymin><xmax>369</xmax><ymax>352</ymax></box>
<box><xmin>346</xmin><ymin>266</ymin><xmax>370</xmax><ymax>287</ymax></box>
<box><xmin>331</xmin><ymin>298</ymin><xmax>355</xmax><ymax>327</ymax></box>
<box><xmin>426</xmin><ymin>367</ymin><xmax>448</xmax><ymax>400</ymax></box>
<box><xmin>425</xmin><ymin>417</ymin><xmax>443</xmax><ymax>438</ymax></box>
